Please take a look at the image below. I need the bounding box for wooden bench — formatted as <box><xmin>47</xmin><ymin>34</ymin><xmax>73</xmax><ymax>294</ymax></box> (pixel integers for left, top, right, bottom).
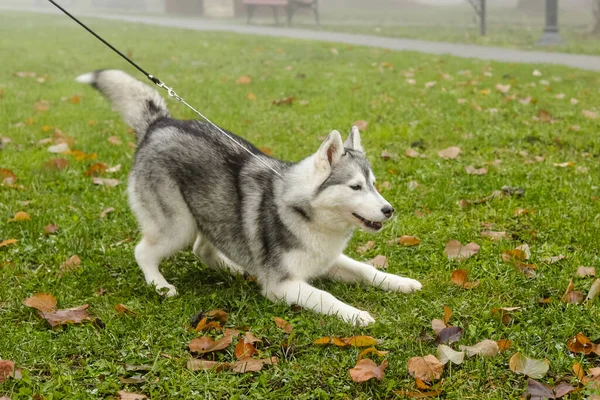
<box><xmin>243</xmin><ymin>0</ymin><xmax>319</xmax><ymax>25</ymax></box>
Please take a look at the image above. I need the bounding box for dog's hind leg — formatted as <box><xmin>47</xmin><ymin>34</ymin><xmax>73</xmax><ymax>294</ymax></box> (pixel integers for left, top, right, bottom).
<box><xmin>328</xmin><ymin>254</ymin><xmax>422</xmax><ymax>293</ymax></box>
<box><xmin>193</xmin><ymin>234</ymin><xmax>244</xmax><ymax>274</ymax></box>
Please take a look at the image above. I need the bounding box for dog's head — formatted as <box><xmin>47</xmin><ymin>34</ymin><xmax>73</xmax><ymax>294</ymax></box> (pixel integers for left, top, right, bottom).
<box><xmin>309</xmin><ymin>126</ymin><xmax>394</xmax><ymax>232</ymax></box>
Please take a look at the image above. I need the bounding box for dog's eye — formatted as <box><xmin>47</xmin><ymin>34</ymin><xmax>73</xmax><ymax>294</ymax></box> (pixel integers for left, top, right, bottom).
<box><xmin>349</xmin><ymin>184</ymin><xmax>362</xmax><ymax>191</ymax></box>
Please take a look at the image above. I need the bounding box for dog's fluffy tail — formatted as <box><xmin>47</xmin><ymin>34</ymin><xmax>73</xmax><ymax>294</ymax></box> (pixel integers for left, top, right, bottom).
<box><xmin>76</xmin><ymin>69</ymin><xmax>170</xmax><ymax>141</ymax></box>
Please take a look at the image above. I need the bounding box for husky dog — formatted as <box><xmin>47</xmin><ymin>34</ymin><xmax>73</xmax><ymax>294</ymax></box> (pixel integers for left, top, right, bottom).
<box><xmin>76</xmin><ymin>69</ymin><xmax>421</xmax><ymax>326</ymax></box>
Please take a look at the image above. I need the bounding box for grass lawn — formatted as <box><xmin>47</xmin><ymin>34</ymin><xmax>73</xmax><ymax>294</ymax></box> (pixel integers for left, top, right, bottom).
<box><xmin>1</xmin><ymin>11</ymin><xmax>600</xmax><ymax>399</ymax></box>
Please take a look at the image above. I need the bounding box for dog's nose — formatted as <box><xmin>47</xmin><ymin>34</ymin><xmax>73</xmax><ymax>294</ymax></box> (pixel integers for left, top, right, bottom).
<box><xmin>381</xmin><ymin>205</ymin><xmax>394</xmax><ymax>218</ymax></box>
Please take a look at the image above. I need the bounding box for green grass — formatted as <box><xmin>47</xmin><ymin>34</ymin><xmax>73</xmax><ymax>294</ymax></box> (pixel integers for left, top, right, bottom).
<box><xmin>1</xmin><ymin>12</ymin><xmax>600</xmax><ymax>399</ymax></box>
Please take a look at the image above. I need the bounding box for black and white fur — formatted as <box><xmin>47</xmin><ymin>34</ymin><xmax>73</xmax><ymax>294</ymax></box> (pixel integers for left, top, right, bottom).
<box><xmin>76</xmin><ymin>70</ymin><xmax>422</xmax><ymax>326</ymax></box>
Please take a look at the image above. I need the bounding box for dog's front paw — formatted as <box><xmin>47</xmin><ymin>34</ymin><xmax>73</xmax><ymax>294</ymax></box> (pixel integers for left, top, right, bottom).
<box><xmin>382</xmin><ymin>275</ymin><xmax>422</xmax><ymax>293</ymax></box>
<box><xmin>155</xmin><ymin>283</ymin><xmax>178</xmax><ymax>297</ymax></box>
<box><xmin>341</xmin><ymin>309</ymin><xmax>375</xmax><ymax>326</ymax></box>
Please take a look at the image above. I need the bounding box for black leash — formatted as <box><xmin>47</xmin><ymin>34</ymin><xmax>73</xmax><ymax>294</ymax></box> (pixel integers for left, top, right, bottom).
<box><xmin>47</xmin><ymin>0</ymin><xmax>283</xmax><ymax>177</ymax></box>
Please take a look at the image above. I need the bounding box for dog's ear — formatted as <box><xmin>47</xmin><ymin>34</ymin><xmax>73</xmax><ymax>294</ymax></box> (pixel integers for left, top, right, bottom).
<box><xmin>344</xmin><ymin>126</ymin><xmax>363</xmax><ymax>152</ymax></box>
<box><xmin>316</xmin><ymin>130</ymin><xmax>344</xmax><ymax>171</ymax></box>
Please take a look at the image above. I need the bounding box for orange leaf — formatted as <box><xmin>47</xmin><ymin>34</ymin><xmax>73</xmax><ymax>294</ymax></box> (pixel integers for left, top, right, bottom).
<box><xmin>44</xmin><ymin>158</ymin><xmax>69</xmax><ymax>170</ymax></box>
<box><xmin>567</xmin><ymin>333</ymin><xmax>595</xmax><ymax>355</ymax></box>
<box><xmin>23</xmin><ymin>293</ymin><xmax>57</xmax><ymax>312</ymax></box>
<box><xmin>357</xmin><ymin>347</ymin><xmax>389</xmax><ymax>360</ymax></box>
<box><xmin>69</xmin><ymin>95</ymin><xmax>81</xmax><ymax>104</ymax></box>
<box><xmin>443</xmin><ymin>306</ymin><xmax>452</xmax><ymax>325</ymax></box>
<box><xmin>313</xmin><ymin>337</ymin><xmax>333</xmax><ymax>345</ymax></box>
<box><xmin>343</xmin><ymin>336</ymin><xmax>379</xmax><ymax>347</ymax></box>
<box><xmin>274</xmin><ymin>317</ymin><xmax>292</xmax><ymax>333</ymax></box>
<box><xmin>194</xmin><ymin>317</ymin><xmax>208</xmax><ymax>332</ymax></box>
<box><xmin>562</xmin><ymin>279</ymin><xmax>584</xmax><ymax>304</ymax></box>
<box><xmin>497</xmin><ymin>339</ymin><xmax>512</xmax><ymax>351</ymax></box>
<box><xmin>349</xmin><ymin>358</ymin><xmax>388</xmax><ymax>382</ymax></box>
<box><xmin>502</xmin><ymin>249</ymin><xmax>527</xmax><ymax>263</ymax></box>
<box><xmin>84</xmin><ymin>162</ymin><xmax>108</xmax><ymax>177</ymax></box>
<box><xmin>189</xmin><ymin>330</ymin><xmax>238</xmax><ymax>353</ymax></box>
<box><xmin>11</xmin><ymin>211</ymin><xmax>30</xmax><ymax>222</ymax></box>
<box><xmin>236</xmin><ymin>76</ymin><xmax>251</xmax><ymax>85</ymax></box>
<box><xmin>206</xmin><ymin>309</ymin><xmax>229</xmax><ymax>324</ymax></box>
<box><xmin>450</xmin><ymin>269</ymin><xmax>480</xmax><ymax>289</ymax></box>
<box><xmin>0</xmin><ymin>168</ymin><xmax>17</xmax><ymax>185</ymax></box>
<box><xmin>573</xmin><ymin>362</ymin><xmax>585</xmax><ymax>382</ymax></box>
<box><xmin>0</xmin><ymin>359</ymin><xmax>15</xmax><ymax>383</ymax></box>
<box><xmin>399</xmin><ymin>236</ymin><xmax>420</xmax><ymax>246</ymax></box>
<box><xmin>40</xmin><ymin>304</ymin><xmax>91</xmax><ymax>327</ymax></box>
<box><xmin>407</xmin><ymin>355</ymin><xmax>444</xmax><ymax>383</ymax></box>
<box><xmin>114</xmin><ymin>303</ymin><xmax>136</xmax><ymax>316</ymax></box>
<box><xmin>234</xmin><ymin>337</ymin><xmax>257</xmax><ymax>360</ymax></box>
<box><xmin>247</xmin><ymin>92</ymin><xmax>257</xmax><ymax>100</ymax></box>
<box><xmin>43</xmin><ymin>223</ymin><xmax>59</xmax><ymax>235</ymax></box>
<box><xmin>272</xmin><ymin>96</ymin><xmax>296</xmax><ymax>106</ymax></box>
<box><xmin>35</xmin><ymin>100</ymin><xmax>50</xmax><ymax>111</ymax></box>
<box><xmin>0</xmin><ymin>239</ymin><xmax>17</xmax><ymax>247</ymax></box>
<box><xmin>231</xmin><ymin>357</ymin><xmax>278</xmax><ymax>373</ymax></box>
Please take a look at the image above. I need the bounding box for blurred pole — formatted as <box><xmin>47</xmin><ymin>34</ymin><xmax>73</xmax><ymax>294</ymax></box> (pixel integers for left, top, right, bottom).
<box><xmin>537</xmin><ymin>0</ymin><xmax>563</xmax><ymax>45</ymax></box>
<box><xmin>480</xmin><ymin>0</ymin><xmax>486</xmax><ymax>36</ymax></box>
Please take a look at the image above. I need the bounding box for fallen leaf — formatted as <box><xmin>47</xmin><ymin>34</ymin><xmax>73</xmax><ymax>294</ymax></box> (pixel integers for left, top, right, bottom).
<box><xmin>43</xmin><ymin>223</ymin><xmax>59</xmax><ymax>235</ymax></box>
<box><xmin>231</xmin><ymin>356</ymin><xmax>278</xmax><ymax>373</ymax></box>
<box><xmin>206</xmin><ymin>309</ymin><xmax>229</xmax><ymax>324</ymax></box>
<box><xmin>553</xmin><ymin>161</ymin><xmax>574</xmax><ymax>168</ymax></box>
<box><xmin>48</xmin><ymin>143</ymin><xmax>70</xmax><ymax>153</ymax></box>
<box><xmin>444</xmin><ymin>240</ymin><xmax>480</xmax><ymax>261</ymax></box>
<box><xmin>357</xmin><ymin>347</ymin><xmax>389</xmax><ymax>360</ymax></box>
<box><xmin>23</xmin><ymin>293</ymin><xmax>57</xmax><ymax>312</ymax></box>
<box><xmin>369</xmin><ymin>255</ymin><xmax>388</xmax><ymax>269</ymax></box>
<box><xmin>465</xmin><ymin>166</ymin><xmax>487</xmax><ymax>175</ymax></box>
<box><xmin>41</xmin><ymin>304</ymin><xmax>91</xmax><ymax>327</ymax></box>
<box><xmin>495</xmin><ymin>84</ymin><xmax>510</xmax><ymax>93</ymax></box>
<box><xmin>586</xmin><ymin>279</ymin><xmax>600</xmax><ymax>301</ymax></box>
<box><xmin>437</xmin><ymin>344</ymin><xmax>465</xmax><ymax>365</ymax></box>
<box><xmin>11</xmin><ymin>211</ymin><xmax>30</xmax><ymax>222</ymax></box>
<box><xmin>356</xmin><ymin>240</ymin><xmax>375</xmax><ymax>254</ymax></box>
<box><xmin>438</xmin><ymin>146</ymin><xmax>461</xmax><ymax>159</ymax></box>
<box><xmin>0</xmin><ymin>168</ymin><xmax>17</xmax><ymax>185</ymax></box>
<box><xmin>0</xmin><ymin>239</ymin><xmax>17</xmax><ymax>247</ymax></box>
<box><xmin>502</xmin><ymin>249</ymin><xmax>527</xmax><ymax>263</ymax></box>
<box><xmin>459</xmin><ymin>339</ymin><xmax>499</xmax><ymax>357</ymax></box>
<box><xmin>561</xmin><ymin>279</ymin><xmax>584</xmax><ymax>304</ymax></box>
<box><xmin>274</xmin><ymin>317</ymin><xmax>292</xmax><ymax>333</ymax></box>
<box><xmin>443</xmin><ymin>306</ymin><xmax>452</xmax><ymax>324</ymax></box>
<box><xmin>247</xmin><ymin>92</ymin><xmax>257</xmax><ymax>100</ymax></box>
<box><xmin>492</xmin><ymin>306</ymin><xmax>521</xmax><ymax>325</ymax></box>
<box><xmin>533</xmin><ymin>70</ymin><xmax>542</xmax><ymax>76</ymax></box>
<box><xmin>92</xmin><ymin>177</ymin><xmax>121</xmax><ymax>187</ymax></box>
<box><xmin>189</xmin><ymin>330</ymin><xmax>238</xmax><ymax>353</ymax></box>
<box><xmin>244</xmin><ymin>331</ymin><xmax>262</xmax><ymax>344</ymax></box>
<box><xmin>236</xmin><ymin>76</ymin><xmax>251</xmax><ymax>85</ymax></box>
<box><xmin>450</xmin><ymin>269</ymin><xmax>480</xmax><ymax>289</ymax></box>
<box><xmin>0</xmin><ymin>360</ymin><xmax>15</xmax><ymax>383</ymax></box>
<box><xmin>431</xmin><ymin>319</ymin><xmax>447</xmax><ymax>335</ymax></box>
<box><xmin>353</xmin><ymin>120</ymin><xmax>368</xmax><ymax>131</ymax></box>
<box><xmin>509</xmin><ymin>352</ymin><xmax>549</xmax><ymax>379</ymax></box>
<box><xmin>186</xmin><ymin>359</ymin><xmax>229</xmax><ymax>372</ymax></box>
<box><xmin>100</xmin><ymin>207</ymin><xmax>115</xmax><ymax>218</ymax></box>
<box><xmin>525</xmin><ymin>379</ymin><xmax>574</xmax><ymax>399</ymax></box>
<box><xmin>397</xmin><ymin>236</ymin><xmax>421</xmax><ymax>246</ymax></box>
<box><xmin>114</xmin><ymin>303</ymin><xmax>136</xmax><ymax>316</ymax></box>
<box><xmin>60</xmin><ymin>255</ymin><xmax>81</xmax><ymax>274</ymax></box>
<box><xmin>381</xmin><ymin>150</ymin><xmax>393</xmax><ymax>160</ymax></box>
<box><xmin>272</xmin><ymin>96</ymin><xmax>296</xmax><ymax>106</ymax></box>
<box><xmin>84</xmin><ymin>162</ymin><xmax>108</xmax><ymax>177</ymax></box>
<box><xmin>107</xmin><ymin>136</ymin><xmax>122</xmax><ymax>145</ymax></box>
<box><xmin>44</xmin><ymin>158</ymin><xmax>69</xmax><ymax>170</ymax></box>
<box><xmin>393</xmin><ymin>389</ymin><xmax>442</xmax><ymax>398</ymax></box>
<box><xmin>408</xmin><ymin>180</ymin><xmax>419</xmax><ymax>191</ymax></box>
<box><xmin>118</xmin><ymin>375</ymin><xmax>145</xmax><ymax>384</ymax></box>
<box><xmin>407</xmin><ymin>355</ymin><xmax>444</xmax><ymax>383</ymax></box>
<box><xmin>567</xmin><ymin>333</ymin><xmax>594</xmax><ymax>355</ymax></box>
<box><xmin>313</xmin><ymin>335</ymin><xmax>380</xmax><ymax>347</ymax></box>
<box><xmin>481</xmin><ymin>231</ymin><xmax>506</xmax><ymax>241</ymax></box>
<box><xmin>234</xmin><ymin>337</ymin><xmax>257</xmax><ymax>360</ymax></box>
<box><xmin>15</xmin><ymin>71</ymin><xmax>36</xmax><ymax>78</ymax></box>
<box><xmin>497</xmin><ymin>339</ymin><xmax>512</xmax><ymax>351</ymax></box>
<box><xmin>106</xmin><ymin>164</ymin><xmax>121</xmax><ymax>173</ymax></box>
<box><xmin>118</xmin><ymin>391</ymin><xmax>147</xmax><ymax>400</ymax></box>
<box><xmin>349</xmin><ymin>358</ymin><xmax>388</xmax><ymax>382</ymax></box>
<box><xmin>406</xmin><ymin>148</ymin><xmax>420</xmax><ymax>158</ymax></box>
<box><xmin>435</xmin><ymin>326</ymin><xmax>463</xmax><ymax>345</ymax></box>
<box><xmin>424</xmin><ymin>81</ymin><xmax>437</xmax><ymax>88</ymax></box>
<box><xmin>582</xmin><ymin>110</ymin><xmax>598</xmax><ymax>119</ymax></box>
<box><xmin>35</xmin><ymin>100</ymin><xmax>50</xmax><ymax>111</ymax></box>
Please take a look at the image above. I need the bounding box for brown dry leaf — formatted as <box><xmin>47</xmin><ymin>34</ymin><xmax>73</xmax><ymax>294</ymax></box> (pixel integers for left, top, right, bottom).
<box><xmin>541</xmin><ymin>255</ymin><xmax>566</xmax><ymax>264</ymax></box>
<box><xmin>11</xmin><ymin>211</ymin><xmax>30</xmax><ymax>222</ymax></box>
<box><xmin>187</xmin><ymin>359</ymin><xmax>229</xmax><ymax>372</ymax></box>
<box><xmin>84</xmin><ymin>162</ymin><xmax>108</xmax><ymax>177</ymax></box>
<box><xmin>236</xmin><ymin>76</ymin><xmax>251</xmax><ymax>85</ymax></box>
<box><xmin>450</xmin><ymin>269</ymin><xmax>480</xmax><ymax>289</ymax></box>
<box><xmin>44</xmin><ymin>158</ymin><xmax>69</xmax><ymax>170</ymax></box>
<box><xmin>357</xmin><ymin>347</ymin><xmax>389</xmax><ymax>360</ymax></box>
<box><xmin>398</xmin><ymin>236</ymin><xmax>421</xmax><ymax>246</ymax></box>
<box><xmin>349</xmin><ymin>358</ymin><xmax>388</xmax><ymax>382</ymax></box>
<box><xmin>459</xmin><ymin>339</ymin><xmax>499</xmax><ymax>357</ymax></box>
<box><xmin>586</xmin><ymin>279</ymin><xmax>600</xmax><ymax>302</ymax></box>
<box><xmin>481</xmin><ymin>231</ymin><xmax>506</xmax><ymax>241</ymax></box>
<box><xmin>23</xmin><ymin>293</ymin><xmax>57</xmax><ymax>312</ymax></box>
<box><xmin>497</xmin><ymin>339</ymin><xmax>512</xmax><ymax>351</ymax></box>
<box><xmin>107</xmin><ymin>136</ymin><xmax>122</xmax><ymax>145</ymax></box>
<box><xmin>407</xmin><ymin>355</ymin><xmax>444</xmax><ymax>383</ymax></box>
<box><xmin>393</xmin><ymin>389</ymin><xmax>443</xmax><ymax>398</ymax></box>
<box><xmin>577</xmin><ymin>266</ymin><xmax>596</xmax><ymax>277</ymax></box>
<box><xmin>582</xmin><ymin>110</ymin><xmax>598</xmax><ymax>119</ymax></box>
<box><xmin>231</xmin><ymin>356</ymin><xmax>278</xmax><ymax>373</ymax></box>
<box><xmin>244</xmin><ymin>331</ymin><xmax>262</xmax><ymax>344</ymax></box>
<box><xmin>100</xmin><ymin>207</ymin><xmax>115</xmax><ymax>218</ymax></box>
<box><xmin>406</xmin><ymin>148</ymin><xmax>420</xmax><ymax>158</ymax></box>
<box><xmin>538</xmin><ymin>109</ymin><xmax>552</xmax><ymax>123</ymax></box>
<box><xmin>353</xmin><ymin>120</ymin><xmax>368</xmax><ymax>131</ymax></box>
<box><xmin>0</xmin><ymin>168</ymin><xmax>17</xmax><ymax>185</ymax></box>
<box><xmin>60</xmin><ymin>255</ymin><xmax>81</xmax><ymax>274</ymax></box>
<box><xmin>356</xmin><ymin>240</ymin><xmax>375</xmax><ymax>254</ymax></box>
<box><xmin>118</xmin><ymin>391</ymin><xmax>147</xmax><ymax>400</ymax></box>
<box><xmin>509</xmin><ymin>352</ymin><xmax>549</xmax><ymax>379</ymax></box>
<box><xmin>206</xmin><ymin>309</ymin><xmax>229</xmax><ymax>324</ymax></box>
<box><xmin>234</xmin><ymin>337</ymin><xmax>257</xmax><ymax>360</ymax></box>
<box><xmin>444</xmin><ymin>240</ymin><xmax>480</xmax><ymax>261</ymax></box>
<box><xmin>189</xmin><ymin>331</ymin><xmax>238</xmax><ymax>354</ymax></box>
<box><xmin>502</xmin><ymin>249</ymin><xmax>527</xmax><ymax>263</ymax></box>
<box><xmin>0</xmin><ymin>239</ymin><xmax>17</xmax><ymax>247</ymax></box>
<box><xmin>68</xmin><ymin>95</ymin><xmax>81</xmax><ymax>104</ymax></box>
<box><xmin>465</xmin><ymin>166</ymin><xmax>487</xmax><ymax>175</ymax></box>
<box><xmin>92</xmin><ymin>177</ymin><xmax>121</xmax><ymax>187</ymax></box>
<box><xmin>0</xmin><ymin>360</ymin><xmax>15</xmax><ymax>383</ymax></box>
<box><xmin>43</xmin><ymin>223</ymin><xmax>59</xmax><ymax>235</ymax></box>
<box><xmin>435</xmin><ymin>326</ymin><xmax>463</xmax><ymax>345</ymax></box>
<box><xmin>567</xmin><ymin>333</ymin><xmax>594</xmax><ymax>355</ymax></box>
<box><xmin>66</xmin><ymin>150</ymin><xmax>97</xmax><ymax>161</ymax></box>
<box><xmin>15</xmin><ymin>71</ymin><xmax>36</xmax><ymax>78</ymax></box>
<box><xmin>247</xmin><ymin>92</ymin><xmax>257</xmax><ymax>100</ymax></box>
<box><xmin>438</xmin><ymin>146</ymin><xmax>461</xmax><ymax>159</ymax></box>
<box><xmin>35</xmin><ymin>100</ymin><xmax>50</xmax><ymax>111</ymax></box>
<box><xmin>431</xmin><ymin>319</ymin><xmax>447</xmax><ymax>335</ymax></box>
<box><xmin>369</xmin><ymin>255</ymin><xmax>388</xmax><ymax>269</ymax></box>
<box><xmin>274</xmin><ymin>317</ymin><xmax>292</xmax><ymax>333</ymax></box>
<box><xmin>41</xmin><ymin>304</ymin><xmax>91</xmax><ymax>327</ymax></box>
<box><xmin>272</xmin><ymin>96</ymin><xmax>296</xmax><ymax>106</ymax></box>
<box><xmin>573</xmin><ymin>362</ymin><xmax>585</xmax><ymax>382</ymax></box>
<box><xmin>443</xmin><ymin>306</ymin><xmax>452</xmax><ymax>324</ymax></box>
<box><xmin>561</xmin><ymin>279</ymin><xmax>584</xmax><ymax>304</ymax></box>
<box><xmin>114</xmin><ymin>303</ymin><xmax>136</xmax><ymax>316</ymax></box>
<box><xmin>525</xmin><ymin>379</ymin><xmax>574</xmax><ymax>399</ymax></box>
<box><xmin>381</xmin><ymin>150</ymin><xmax>393</xmax><ymax>160</ymax></box>
<box><xmin>492</xmin><ymin>306</ymin><xmax>520</xmax><ymax>325</ymax></box>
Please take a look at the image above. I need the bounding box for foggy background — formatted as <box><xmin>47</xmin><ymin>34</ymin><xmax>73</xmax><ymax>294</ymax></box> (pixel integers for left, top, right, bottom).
<box><xmin>0</xmin><ymin>0</ymin><xmax>597</xmax><ymax>47</ymax></box>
